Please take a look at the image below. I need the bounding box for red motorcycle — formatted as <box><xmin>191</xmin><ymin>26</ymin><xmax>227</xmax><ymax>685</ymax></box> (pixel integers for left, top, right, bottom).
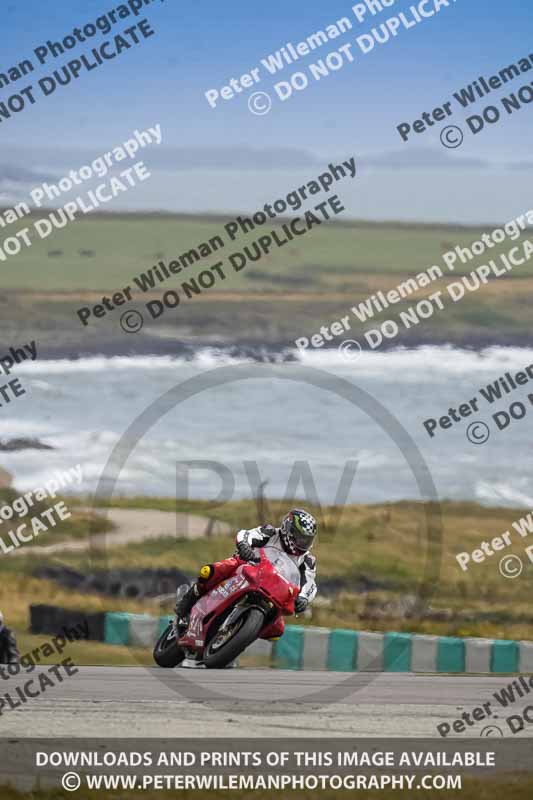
<box><xmin>153</xmin><ymin>546</ymin><xmax>300</xmax><ymax>669</ymax></box>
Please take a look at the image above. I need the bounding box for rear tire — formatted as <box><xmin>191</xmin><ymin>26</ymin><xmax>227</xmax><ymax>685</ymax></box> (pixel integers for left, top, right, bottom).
<box><xmin>153</xmin><ymin>622</ymin><xmax>185</xmax><ymax>668</ymax></box>
<box><xmin>204</xmin><ymin>607</ymin><xmax>265</xmax><ymax>669</ymax></box>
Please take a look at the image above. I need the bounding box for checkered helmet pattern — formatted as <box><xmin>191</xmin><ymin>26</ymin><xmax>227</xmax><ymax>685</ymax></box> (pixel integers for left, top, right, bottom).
<box><xmin>280</xmin><ymin>508</ymin><xmax>317</xmax><ymax>554</ymax></box>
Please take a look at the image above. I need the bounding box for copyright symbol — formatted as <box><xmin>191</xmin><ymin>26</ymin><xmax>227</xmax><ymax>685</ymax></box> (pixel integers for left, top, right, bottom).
<box><xmin>339</xmin><ymin>339</ymin><xmax>362</xmax><ymax>363</ymax></box>
<box><xmin>466</xmin><ymin>421</ymin><xmax>490</xmax><ymax>445</ymax></box>
<box><xmin>248</xmin><ymin>92</ymin><xmax>272</xmax><ymax>116</ymax></box>
<box><xmin>62</xmin><ymin>773</ymin><xmax>81</xmax><ymax>791</ymax></box>
<box><xmin>480</xmin><ymin>725</ymin><xmax>504</xmax><ymax>737</ymax></box>
<box><xmin>441</xmin><ymin>125</ymin><xmax>464</xmax><ymax>149</ymax></box>
<box><xmin>499</xmin><ymin>555</ymin><xmax>523</xmax><ymax>580</ymax></box>
<box><xmin>120</xmin><ymin>310</ymin><xmax>144</xmax><ymax>334</ymax></box>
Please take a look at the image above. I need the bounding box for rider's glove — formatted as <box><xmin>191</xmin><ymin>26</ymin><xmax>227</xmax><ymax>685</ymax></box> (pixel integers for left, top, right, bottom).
<box><xmin>260</xmin><ymin>524</ymin><xmax>277</xmax><ymax>537</ymax></box>
<box><xmin>294</xmin><ymin>596</ymin><xmax>308</xmax><ymax>613</ymax></box>
<box><xmin>237</xmin><ymin>540</ymin><xmax>260</xmax><ymax>564</ymax></box>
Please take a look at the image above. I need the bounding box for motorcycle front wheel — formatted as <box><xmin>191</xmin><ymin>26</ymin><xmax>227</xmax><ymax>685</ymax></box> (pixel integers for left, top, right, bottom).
<box><xmin>203</xmin><ymin>607</ymin><xmax>265</xmax><ymax>669</ymax></box>
<box><xmin>153</xmin><ymin>622</ymin><xmax>185</xmax><ymax>668</ymax></box>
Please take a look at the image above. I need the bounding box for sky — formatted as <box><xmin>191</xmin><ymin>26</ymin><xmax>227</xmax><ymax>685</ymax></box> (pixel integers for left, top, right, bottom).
<box><xmin>1</xmin><ymin>0</ymin><xmax>532</xmax><ymax>222</ymax></box>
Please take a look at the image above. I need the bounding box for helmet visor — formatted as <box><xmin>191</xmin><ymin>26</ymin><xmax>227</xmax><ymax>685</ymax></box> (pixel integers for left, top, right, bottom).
<box><xmin>292</xmin><ymin>529</ymin><xmax>315</xmax><ymax>551</ymax></box>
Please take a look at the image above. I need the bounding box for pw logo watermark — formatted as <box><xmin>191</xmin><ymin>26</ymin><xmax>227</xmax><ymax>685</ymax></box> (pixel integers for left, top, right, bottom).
<box><xmin>174</xmin><ymin>459</ymin><xmax>359</xmax><ymax>540</ymax></box>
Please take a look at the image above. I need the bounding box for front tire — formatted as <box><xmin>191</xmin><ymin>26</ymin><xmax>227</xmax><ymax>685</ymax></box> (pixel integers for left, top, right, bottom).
<box><xmin>153</xmin><ymin>622</ymin><xmax>185</xmax><ymax>668</ymax></box>
<box><xmin>203</xmin><ymin>607</ymin><xmax>265</xmax><ymax>669</ymax></box>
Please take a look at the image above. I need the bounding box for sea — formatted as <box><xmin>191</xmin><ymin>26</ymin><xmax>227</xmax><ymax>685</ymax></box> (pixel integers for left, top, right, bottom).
<box><xmin>4</xmin><ymin>345</ymin><xmax>533</xmax><ymax>509</ymax></box>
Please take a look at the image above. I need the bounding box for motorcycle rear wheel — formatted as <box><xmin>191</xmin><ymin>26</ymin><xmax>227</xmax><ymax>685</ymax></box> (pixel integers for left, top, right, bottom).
<box><xmin>203</xmin><ymin>607</ymin><xmax>265</xmax><ymax>669</ymax></box>
<box><xmin>153</xmin><ymin>622</ymin><xmax>185</xmax><ymax>668</ymax></box>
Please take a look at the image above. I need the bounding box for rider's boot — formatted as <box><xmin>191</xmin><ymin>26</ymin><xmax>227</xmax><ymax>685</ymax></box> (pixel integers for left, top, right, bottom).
<box><xmin>175</xmin><ymin>583</ymin><xmax>200</xmax><ymax>624</ymax></box>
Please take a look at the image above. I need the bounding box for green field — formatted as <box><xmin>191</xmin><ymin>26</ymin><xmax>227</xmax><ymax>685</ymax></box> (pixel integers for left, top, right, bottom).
<box><xmin>3</xmin><ymin>213</ymin><xmax>529</xmax><ymax>290</ymax></box>
<box><xmin>2</xmin><ymin>212</ymin><xmax>531</xmax><ymax>350</ymax></box>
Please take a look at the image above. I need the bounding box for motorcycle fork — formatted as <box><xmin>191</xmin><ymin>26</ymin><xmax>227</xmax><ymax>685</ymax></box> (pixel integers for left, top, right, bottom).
<box><xmin>221</xmin><ymin>594</ymin><xmax>275</xmax><ymax>633</ymax></box>
<box><xmin>218</xmin><ymin>598</ymin><xmax>248</xmax><ymax>632</ymax></box>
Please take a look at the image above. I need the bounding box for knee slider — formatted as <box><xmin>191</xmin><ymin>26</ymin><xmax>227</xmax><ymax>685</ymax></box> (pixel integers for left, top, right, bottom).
<box><xmin>199</xmin><ymin>564</ymin><xmax>213</xmax><ymax>581</ymax></box>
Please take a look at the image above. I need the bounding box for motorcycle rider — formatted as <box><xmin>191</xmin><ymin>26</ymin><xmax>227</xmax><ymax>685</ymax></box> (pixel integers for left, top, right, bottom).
<box><xmin>0</xmin><ymin>611</ymin><xmax>20</xmax><ymax>664</ymax></box>
<box><xmin>176</xmin><ymin>508</ymin><xmax>318</xmax><ymax>625</ymax></box>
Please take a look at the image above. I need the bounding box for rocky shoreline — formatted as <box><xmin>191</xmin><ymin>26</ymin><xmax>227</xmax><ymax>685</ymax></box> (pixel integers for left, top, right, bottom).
<box><xmin>33</xmin><ymin>330</ymin><xmax>533</xmax><ymax>362</ymax></box>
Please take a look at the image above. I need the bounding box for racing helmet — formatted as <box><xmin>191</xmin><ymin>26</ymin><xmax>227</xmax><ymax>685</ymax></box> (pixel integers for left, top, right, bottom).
<box><xmin>280</xmin><ymin>509</ymin><xmax>317</xmax><ymax>555</ymax></box>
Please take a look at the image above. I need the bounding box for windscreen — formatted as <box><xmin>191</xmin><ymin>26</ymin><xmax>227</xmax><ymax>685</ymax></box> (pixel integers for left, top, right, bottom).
<box><xmin>261</xmin><ymin>545</ymin><xmax>301</xmax><ymax>586</ymax></box>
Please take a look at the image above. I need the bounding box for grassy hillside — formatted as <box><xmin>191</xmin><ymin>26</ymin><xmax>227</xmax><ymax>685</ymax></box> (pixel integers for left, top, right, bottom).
<box><xmin>2</xmin><ymin>213</ymin><xmax>529</xmax><ymax>290</ymax></box>
<box><xmin>1</xmin><ymin>213</ymin><xmax>531</xmax><ymax>349</ymax></box>
<box><xmin>2</xmin><ymin>496</ymin><xmax>533</xmax><ymax>654</ymax></box>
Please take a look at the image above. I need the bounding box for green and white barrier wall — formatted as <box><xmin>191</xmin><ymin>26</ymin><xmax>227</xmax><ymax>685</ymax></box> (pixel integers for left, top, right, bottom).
<box><xmin>98</xmin><ymin>613</ymin><xmax>533</xmax><ymax>673</ymax></box>
<box><xmin>262</xmin><ymin>627</ymin><xmax>533</xmax><ymax>674</ymax></box>
<box><xmin>30</xmin><ymin>606</ymin><xmax>533</xmax><ymax>673</ymax></box>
